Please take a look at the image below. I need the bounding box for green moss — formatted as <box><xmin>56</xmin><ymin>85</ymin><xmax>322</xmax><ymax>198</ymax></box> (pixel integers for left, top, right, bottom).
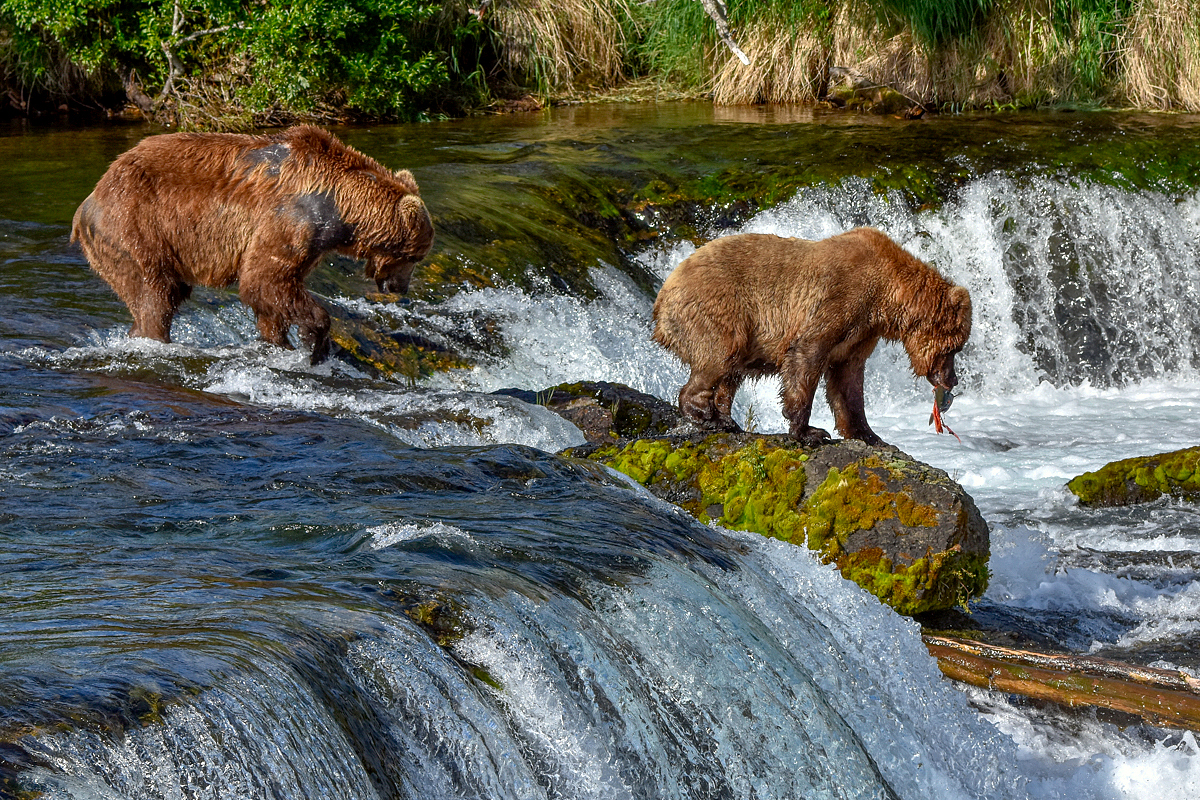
<box><xmin>0</xmin><ymin>779</ymin><xmax>43</xmax><ymax>800</ymax></box>
<box><xmin>799</xmin><ymin>459</ymin><xmax>939</xmax><ymax>556</ymax></box>
<box><xmin>127</xmin><ymin>686</ymin><xmax>167</xmax><ymax>726</ymax></box>
<box><xmin>330</xmin><ymin>319</ymin><xmax>472</xmax><ymax>384</ymax></box>
<box><xmin>588</xmin><ymin>436</ymin><xmax>984</xmax><ymax>614</ymax></box>
<box><xmin>1067</xmin><ymin>446</ymin><xmax>1200</xmax><ymax>507</ymax></box>
<box><xmin>602</xmin><ymin>437</ymin><xmax>680</xmax><ymax>485</ymax></box>
<box><xmin>697</xmin><ymin>440</ymin><xmax>810</xmax><ymax>541</ymax></box>
<box><xmin>402</xmin><ymin>598</ymin><xmax>469</xmax><ymax>648</ymax></box>
<box><xmin>837</xmin><ymin>546</ymin><xmax>990</xmax><ymax>616</ymax></box>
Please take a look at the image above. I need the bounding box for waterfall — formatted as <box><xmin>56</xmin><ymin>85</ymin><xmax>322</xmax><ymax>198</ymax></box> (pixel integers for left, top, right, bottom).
<box><xmin>10</xmin><ymin>142</ymin><xmax>1200</xmax><ymax>800</ymax></box>
<box><xmin>15</xmin><ymin>516</ymin><xmax>1029</xmax><ymax>800</ymax></box>
<box><xmin>736</xmin><ymin>174</ymin><xmax>1200</xmax><ymax>396</ymax></box>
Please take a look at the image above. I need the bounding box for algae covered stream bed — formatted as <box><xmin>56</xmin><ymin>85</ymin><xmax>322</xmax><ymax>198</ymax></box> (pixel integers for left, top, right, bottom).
<box><xmin>4</xmin><ymin>104</ymin><xmax>1200</xmax><ymax>798</ymax></box>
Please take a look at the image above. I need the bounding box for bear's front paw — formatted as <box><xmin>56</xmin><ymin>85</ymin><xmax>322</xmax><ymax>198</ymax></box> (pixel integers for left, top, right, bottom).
<box><xmin>708</xmin><ymin>415</ymin><xmax>743</xmax><ymax>433</ymax></box>
<box><xmin>309</xmin><ymin>333</ymin><xmax>331</xmax><ymax>366</ymax></box>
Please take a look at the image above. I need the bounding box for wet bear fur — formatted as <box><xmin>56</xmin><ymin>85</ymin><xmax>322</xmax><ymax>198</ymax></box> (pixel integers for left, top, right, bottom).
<box><xmin>71</xmin><ymin>124</ymin><xmax>434</xmax><ymax>364</ymax></box>
<box><xmin>652</xmin><ymin>228</ymin><xmax>972</xmax><ymax>446</ymax></box>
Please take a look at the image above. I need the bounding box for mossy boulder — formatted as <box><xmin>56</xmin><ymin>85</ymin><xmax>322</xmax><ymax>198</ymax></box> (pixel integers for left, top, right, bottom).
<box><xmin>1067</xmin><ymin>446</ymin><xmax>1200</xmax><ymax>507</ymax></box>
<box><xmin>325</xmin><ymin>298</ymin><xmax>475</xmax><ymax>382</ymax></box>
<box><xmin>566</xmin><ymin>432</ymin><xmax>990</xmax><ymax>616</ymax></box>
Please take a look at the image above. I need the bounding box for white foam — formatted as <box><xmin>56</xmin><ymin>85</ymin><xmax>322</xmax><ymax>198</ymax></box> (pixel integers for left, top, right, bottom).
<box><xmin>426</xmin><ymin>265</ymin><xmax>687</xmax><ymax>403</ymax></box>
<box><xmin>365</xmin><ymin>520</ymin><xmax>473</xmax><ymax>550</ymax></box>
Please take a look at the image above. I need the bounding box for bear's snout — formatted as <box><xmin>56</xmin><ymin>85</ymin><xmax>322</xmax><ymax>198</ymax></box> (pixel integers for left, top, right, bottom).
<box><xmin>929</xmin><ymin>355</ymin><xmax>959</xmax><ymax>391</ymax></box>
<box><xmin>376</xmin><ymin>272</ymin><xmax>411</xmax><ymax>294</ymax></box>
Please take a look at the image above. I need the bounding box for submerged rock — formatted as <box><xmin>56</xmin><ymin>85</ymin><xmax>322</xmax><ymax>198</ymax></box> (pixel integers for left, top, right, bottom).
<box><xmin>532</xmin><ymin>383</ymin><xmax>990</xmax><ymax>616</ymax></box>
<box><xmin>325</xmin><ymin>298</ymin><xmax>477</xmax><ymax>382</ymax></box>
<box><xmin>1067</xmin><ymin>446</ymin><xmax>1200</xmax><ymax>507</ymax></box>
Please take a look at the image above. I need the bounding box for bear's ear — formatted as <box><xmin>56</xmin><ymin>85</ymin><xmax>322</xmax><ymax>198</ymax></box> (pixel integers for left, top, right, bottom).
<box><xmin>394</xmin><ymin>169</ymin><xmax>420</xmax><ymax>194</ymax></box>
<box><xmin>397</xmin><ymin>195</ymin><xmax>434</xmax><ymax>258</ymax></box>
<box><xmin>949</xmin><ymin>285</ymin><xmax>972</xmax><ymax>332</ymax></box>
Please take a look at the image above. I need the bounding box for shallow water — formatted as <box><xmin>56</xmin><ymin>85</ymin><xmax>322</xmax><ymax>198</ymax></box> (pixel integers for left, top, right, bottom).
<box><xmin>3</xmin><ymin>106</ymin><xmax>1200</xmax><ymax>798</ymax></box>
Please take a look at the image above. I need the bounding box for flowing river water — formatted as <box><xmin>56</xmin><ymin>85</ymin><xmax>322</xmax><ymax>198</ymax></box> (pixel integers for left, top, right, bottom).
<box><xmin>3</xmin><ymin>104</ymin><xmax>1200</xmax><ymax>798</ymax></box>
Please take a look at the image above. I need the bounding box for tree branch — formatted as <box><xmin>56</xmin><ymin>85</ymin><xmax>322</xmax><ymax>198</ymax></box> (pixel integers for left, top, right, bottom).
<box><xmin>925</xmin><ymin>634</ymin><xmax>1200</xmax><ymax>730</ymax></box>
<box><xmin>698</xmin><ymin>0</ymin><xmax>749</xmax><ymax>66</ymax></box>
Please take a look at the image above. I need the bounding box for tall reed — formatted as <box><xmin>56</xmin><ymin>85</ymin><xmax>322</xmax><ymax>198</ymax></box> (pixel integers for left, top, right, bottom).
<box><xmin>484</xmin><ymin>0</ymin><xmax>631</xmax><ymax>92</ymax></box>
<box><xmin>624</xmin><ymin>0</ymin><xmax>1200</xmax><ymax>111</ymax></box>
<box><xmin>1118</xmin><ymin>0</ymin><xmax>1200</xmax><ymax>110</ymax></box>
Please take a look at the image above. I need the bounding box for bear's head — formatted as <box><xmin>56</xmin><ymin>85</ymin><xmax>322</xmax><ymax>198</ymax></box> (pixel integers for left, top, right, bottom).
<box><xmin>906</xmin><ymin>284</ymin><xmax>972</xmax><ymax>389</ymax></box>
<box><xmin>367</xmin><ymin>194</ymin><xmax>435</xmax><ymax>294</ymax></box>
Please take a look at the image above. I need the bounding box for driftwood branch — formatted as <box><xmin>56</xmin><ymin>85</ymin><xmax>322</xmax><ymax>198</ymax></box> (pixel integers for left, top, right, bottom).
<box><xmin>698</xmin><ymin>0</ymin><xmax>750</xmax><ymax>66</ymax></box>
<box><xmin>925</xmin><ymin>634</ymin><xmax>1200</xmax><ymax>730</ymax></box>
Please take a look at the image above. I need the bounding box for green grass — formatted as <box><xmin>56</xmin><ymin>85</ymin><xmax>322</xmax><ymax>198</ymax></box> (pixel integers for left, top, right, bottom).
<box><xmin>3</xmin><ymin>0</ymin><xmax>1200</xmax><ymax>124</ymax></box>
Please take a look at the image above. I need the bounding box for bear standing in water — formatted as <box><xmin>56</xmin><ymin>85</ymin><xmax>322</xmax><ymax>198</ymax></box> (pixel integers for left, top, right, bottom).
<box><xmin>652</xmin><ymin>228</ymin><xmax>972</xmax><ymax>447</ymax></box>
<box><xmin>72</xmin><ymin>125</ymin><xmax>434</xmax><ymax>364</ymax></box>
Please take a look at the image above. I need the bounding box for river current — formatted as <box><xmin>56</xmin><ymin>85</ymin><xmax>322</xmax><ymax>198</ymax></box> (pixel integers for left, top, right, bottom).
<box><xmin>3</xmin><ymin>106</ymin><xmax>1200</xmax><ymax>798</ymax></box>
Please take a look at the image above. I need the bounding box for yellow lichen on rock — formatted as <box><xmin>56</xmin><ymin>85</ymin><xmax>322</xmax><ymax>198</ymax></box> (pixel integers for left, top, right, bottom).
<box><xmin>573</xmin><ymin>432</ymin><xmax>989</xmax><ymax>616</ymax></box>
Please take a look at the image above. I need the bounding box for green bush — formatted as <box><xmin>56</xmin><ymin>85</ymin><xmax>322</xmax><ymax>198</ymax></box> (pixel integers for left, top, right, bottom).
<box><xmin>234</xmin><ymin>0</ymin><xmax>451</xmax><ymax>119</ymax></box>
<box><xmin>0</xmin><ymin>0</ymin><xmax>486</xmax><ymax>124</ymax></box>
<box><xmin>874</xmin><ymin>0</ymin><xmax>992</xmax><ymax>46</ymax></box>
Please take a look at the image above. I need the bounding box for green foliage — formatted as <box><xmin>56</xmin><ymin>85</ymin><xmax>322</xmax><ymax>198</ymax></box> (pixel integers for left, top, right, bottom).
<box><xmin>1050</xmin><ymin>0</ymin><xmax>1134</xmax><ymax>98</ymax></box>
<box><xmin>625</xmin><ymin>0</ymin><xmax>708</xmax><ymax>86</ymax></box>
<box><xmin>0</xmin><ymin>0</ymin><xmax>485</xmax><ymax>123</ymax></box>
<box><xmin>234</xmin><ymin>0</ymin><xmax>450</xmax><ymax>120</ymax></box>
<box><xmin>0</xmin><ymin>0</ymin><xmax>1195</xmax><ymax>120</ymax></box>
<box><xmin>873</xmin><ymin>0</ymin><xmax>993</xmax><ymax>47</ymax></box>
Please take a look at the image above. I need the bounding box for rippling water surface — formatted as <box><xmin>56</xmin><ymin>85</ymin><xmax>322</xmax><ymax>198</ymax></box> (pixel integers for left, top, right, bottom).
<box><xmin>3</xmin><ymin>106</ymin><xmax>1200</xmax><ymax>799</ymax></box>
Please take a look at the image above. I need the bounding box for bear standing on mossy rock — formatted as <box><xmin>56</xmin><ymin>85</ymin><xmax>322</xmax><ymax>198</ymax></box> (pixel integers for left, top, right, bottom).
<box><xmin>652</xmin><ymin>228</ymin><xmax>972</xmax><ymax>447</ymax></box>
<box><xmin>72</xmin><ymin>125</ymin><xmax>434</xmax><ymax>365</ymax></box>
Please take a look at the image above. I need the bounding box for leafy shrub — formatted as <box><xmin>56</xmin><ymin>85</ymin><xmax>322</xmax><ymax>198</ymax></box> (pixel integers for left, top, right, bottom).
<box><xmin>0</xmin><ymin>0</ymin><xmax>485</xmax><ymax>124</ymax></box>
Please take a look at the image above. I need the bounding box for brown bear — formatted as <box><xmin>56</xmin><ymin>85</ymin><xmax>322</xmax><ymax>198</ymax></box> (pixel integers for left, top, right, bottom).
<box><xmin>72</xmin><ymin>124</ymin><xmax>434</xmax><ymax>364</ymax></box>
<box><xmin>652</xmin><ymin>228</ymin><xmax>971</xmax><ymax>447</ymax></box>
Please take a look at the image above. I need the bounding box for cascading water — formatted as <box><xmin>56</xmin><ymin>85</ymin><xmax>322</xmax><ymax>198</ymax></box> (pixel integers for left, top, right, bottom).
<box><xmin>4</xmin><ymin>110</ymin><xmax>1200</xmax><ymax>799</ymax></box>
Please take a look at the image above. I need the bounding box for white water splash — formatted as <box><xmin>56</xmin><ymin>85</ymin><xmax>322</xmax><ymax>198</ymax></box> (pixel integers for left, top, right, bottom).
<box><xmin>366</xmin><ymin>520</ymin><xmax>474</xmax><ymax>550</ymax></box>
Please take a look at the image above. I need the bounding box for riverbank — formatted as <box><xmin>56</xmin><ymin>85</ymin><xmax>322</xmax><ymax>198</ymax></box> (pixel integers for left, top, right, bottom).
<box><xmin>3</xmin><ymin>0</ymin><xmax>1200</xmax><ymax>129</ymax></box>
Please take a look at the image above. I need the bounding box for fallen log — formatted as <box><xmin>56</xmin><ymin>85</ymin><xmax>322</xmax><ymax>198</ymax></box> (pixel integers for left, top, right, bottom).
<box><xmin>925</xmin><ymin>634</ymin><xmax>1200</xmax><ymax>731</ymax></box>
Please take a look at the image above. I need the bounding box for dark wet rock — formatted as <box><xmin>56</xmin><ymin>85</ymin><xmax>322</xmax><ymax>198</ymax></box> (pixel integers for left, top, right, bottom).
<box><xmin>1067</xmin><ymin>446</ymin><xmax>1200</xmax><ymax>507</ymax></box>
<box><xmin>492</xmin><ymin>381</ymin><xmax>680</xmax><ymax>445</ymax></box>
<box><xmin>324</xmin><ymin>298</ymin><xmax>480</xmax><ymax>382</ymax></box>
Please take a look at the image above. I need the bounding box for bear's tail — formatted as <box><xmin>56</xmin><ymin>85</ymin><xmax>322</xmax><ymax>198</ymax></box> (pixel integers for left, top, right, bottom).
<box><xmin>71</xmin><ymin>193</ymin><xmax>98</xmax><ymax>246</ymax></box>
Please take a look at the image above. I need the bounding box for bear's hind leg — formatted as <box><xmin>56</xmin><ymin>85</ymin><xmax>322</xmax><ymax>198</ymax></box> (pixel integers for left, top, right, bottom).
<box><xmin>78</xmin><ymin>230</ymin><xmax>180</xmax><ymax>342</ymax></box>
<box><xmin>825</xmin><ymin>359</ymin><xmax>883</xmax><ymax>446</ymax></box>
<box><xmin>130</xmin><ymin>276</ymin><xmax>191</xmax><ymax>343</ymax></box>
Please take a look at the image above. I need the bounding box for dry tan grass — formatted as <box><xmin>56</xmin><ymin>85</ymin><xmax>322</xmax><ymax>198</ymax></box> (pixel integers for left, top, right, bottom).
<box><xmin>818</xmin><ymin>0</ymin><xmax>1111</xmax><ymax>109</ymax></box>
<box><xmin>1119</xmin><ymin>0</ymin><xmax>1200</xmax><ymax>110</ymax></box>
<box><xmin>710</xmin><ymin>15</ymin><xmax>829</xmax><ymax>104</ymax></box>
<box><xmin>828</xmin><ymin>1</ymin><xmax>933</xmax><ymax>101</ymax></box>
<box><xmin>474</xmin><ymin>0</ymin><xmax>1200</xmax><ymax>112</ymax></box>
<box><xmin>487</xmin><ymin>0</ymin><xmax>631</xmax><ymax>92</ymax></box>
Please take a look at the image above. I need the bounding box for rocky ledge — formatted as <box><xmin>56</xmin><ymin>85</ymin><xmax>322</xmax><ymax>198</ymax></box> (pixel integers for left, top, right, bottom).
<box><xmin>1067</xmin><ymin>446</ymin><xmax>1200</xmax><ymax>507</ymax></box>
<box><xmin>514</xmin><ymin>381</ymin><xmax>990</xmax><ymax>616</ymax></box>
